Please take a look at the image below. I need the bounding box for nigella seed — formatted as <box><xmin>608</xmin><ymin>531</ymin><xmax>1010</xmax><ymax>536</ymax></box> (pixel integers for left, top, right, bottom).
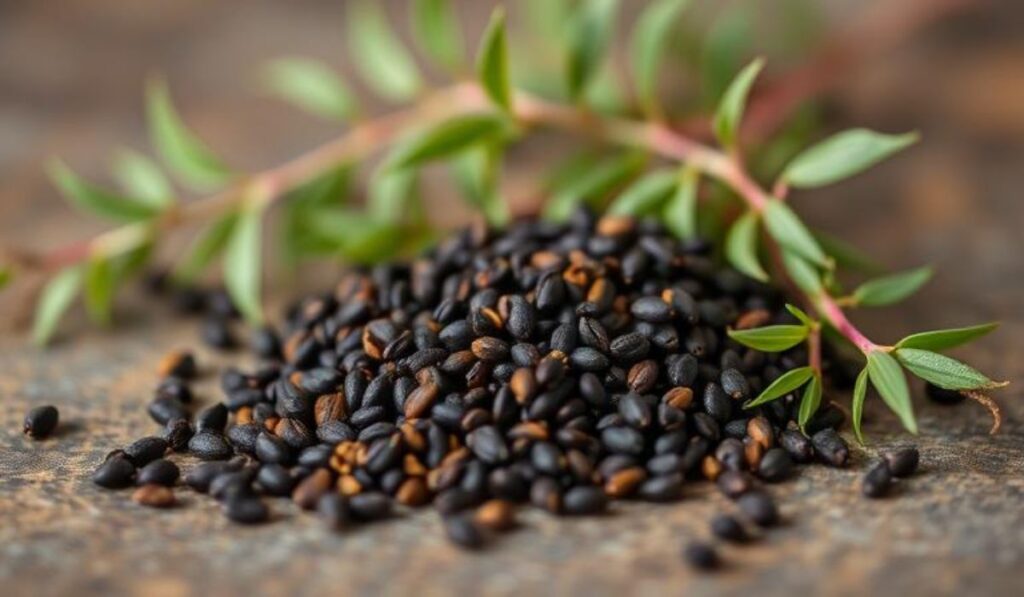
<box><xmin>716</xmin><ymin>471</ymin><xmax>753</xmax><ymax>499</ymax></box>
<box><xmin>471</xmin><ymin>337</ymin><xmax>510</xmax><ymax>362</ymax></box>
<box><xmin>883</xmin><ymin>447</ymin><xmax>919</xmax><ymax>478</ymax></box>
<box><xmin>227</xmin><ymin>423</ymin><xmax>261</xmax><ymax>454</ymax></box>
<box><xmin>445</xmin><ymin>514</ymin><xmax>487</xmax><ymax>550</ymax></box>
<box><xmin>610</xmin><ymin>333</ymin><xmax>649</xmax><ymax>363</ymax></box>
<box><xmin>758</xmin><ymin>448</ymin><xmax>794</xmax><ymax>482</ymax></box>
<box><xmin>350</xmin><ymin>492</ymin><xmax>393</xmax><ymax>521</ymax></box>
<box><xmin>137</xmin><ymin>459</ymin><xmax>180</xmax><ymax>487</ymax></box>
<box><xmin>188</xmin><ymin>431</ymin><xmax>234</xmax><ymax>461</ymax></box>
<box><xmin>683</xmin><ymin>542</ymin><xmax>720</xmax><ymax>570</ymax></box>
<box><xmin>811</xmin><ymin>429</ymin><xmax>849</xmax><ymax>467</ymax></box>
<box><xmin>631</xmin><ymin>297</ymin><xmax>673</xmax><ymax>323</ymax></box>
<box><xmin>570</xmin><ymin>347</ymin><xmax>610</xmax><ymax>372</ymax></box>
<box><xmin>148</xmin><ymin>397</ymin><xmax>188</xmax><ymax>426</ymax></box>
<box><xmin>601</xmin><ymin>426</ymin><xmax>645</xmax><ymax>456</ymax></box>
<box><xmin>720</xmin><ymin>368</ymin><xmax>750</xmax><ymax>400</ymax></box>
<box><xmin>157</xmin><ymin>350</ymin><xmax>197</xmax><ymax>380</ymax></box>
<box><xmin>195</xmin><ymin>403</ymin><xmax>229</xmax><ymax>434</ymax></box>
<box><xmin>862</xmin><ymin>461</ymin><xmax>892</xmax><ymax>498</ymax></box>
<box><xmin>274</xmin><ymin>417</ymin><xmax>315</xmax><ymax>450</ymax></box>
<box><xmin>255</xmin><ymin>432</ymin><xmax>292</xmax><ymax>464</ymax></box>
<box><xmin>163</xmin><ymin>419</ymin><xmax>194</xmax><ymax>452</ymax></box>
<box><xmin>184</xmin><ymin>461</ymin><xmax>236</xmax><ymax>493</ymax></box>
<box><xmin>703</xmin><ymin>383</ymin><xmax>732</xmax><ymax>423</ymax></box>
<box><xmin>578</xmin><ymin>318</ymin><xmax>610</xmax><ymax>353</ymax></box>
<box><xmin>201</xmin><ymin>316</ymin><xmax>236</xmax><ymax>350</ymax></box>
<box><xmin>738</xmin><ymin>491</ymin><xmax>778</xmax><ymax>527</ymax></box>
<box><xmin>223</xmin><ymin>497</ymin><xmax>270</xmax><ymax>524</ymax></box>
<box><xmin>469</xmin><ymin>426</ymin><xmax>509</xmax><ymax>464</ymax></box>
<box><xmin>256</xmin><ymin>464</ymin><xmax>296</xmax><ymax>496</ymax></box>
<box><xmin>618</xmin><ymin>393</ymin><xmax>652</xmax><ymax>429</ymax></box>
<box><xmin>638</xmin><ymin>474</ymin><xmax>684</xmax><ymax>502</ymax></box>
<box><xmin>627</xmin><ymin>360</ymin><xmax>658</xmax><ymax>394</ymax></box>
<box><xmin>92</xmin><ymin>456</ymin><xmax>136</xmax><ymax>489</ymax></box>
<box><xmin>124</xmin><ymin>436</ymin><xmax>169</xmax><ymax>466</ymax></box>
<box><xmin>251</xmin><ymin>326</ymin><xmax>282</xmax><ymax>359</ymax></box>
<box><xmin>666</xmin><ymin>353</ymin><xmax>698</xmax><ymax>387</ymax></box>
<box><xmin>563</xmin><ymin>486</ymin><xmax>608</xmax><ymax>515</ymax></box>
<box><xmin>133</xmin><ymin>484</ymin><xmax>176</xmax><ymax>508</ymax></box>
<box><xmin>157</xmin><ymin>377</ymin><xmax>193</xmax><ymax>404</ymax></box>
<box><xmin>779</xmin><ymin>429</ymin><xmax>814</xmax><ymax>463</ymax></box>
<box><xmin>506</xmin><ymin>296</ymin><xmax>535</xmax><ymax>341</ymax></box>
<box><xmin>23</xmin><ymin>404</ymin><xmax>60</xmax><ymax>440</ymax></box>
<box><xmin>318</xmin><ymin>493</ymin><xmax>352</xmax><ymax>531</ymax></box>
<box><xmin>710</xmin><ymin>514</ymin><xmax>747</xmax><ymax>543</ymax></box>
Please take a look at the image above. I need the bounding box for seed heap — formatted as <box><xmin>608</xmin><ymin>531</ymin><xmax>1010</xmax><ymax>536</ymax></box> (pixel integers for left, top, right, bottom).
<box><xmin>92</xmin><ymin>211</ymin><xmax>883</xmax><ymax>562</ymax></box>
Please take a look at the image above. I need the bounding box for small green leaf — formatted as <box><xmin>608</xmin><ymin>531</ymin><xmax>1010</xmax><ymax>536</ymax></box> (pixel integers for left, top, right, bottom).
<box><xmin>866</xmin><ymin>350</ymin><xmax>917</xmax><ymax>434</ymax></box>
<box><xmin>745</xmin><ymin>366</ymin><xmax>814</xmax><ymax>408</ymax></box>
<box><xmin>797</xmin><ymin>374</ymin><xmax>823</xmax><ymax>433</ymax></box>
<box><xmin>725</xmin><ymin>211</ymin><xmax>767</xmax><ymax>282</ymax></box>
<box><xmin>476</xmin><ymin>8</ymin><xmax>511</xmax><ymax>111</ymax></box>
<box><xmin>565</xmin><ymin>0</ymin><xmax>619</xmax><ymax>102</ymax></box>
<box><xmin>630</xmin><ymin>0</ymin><xmax>690</xmax><ymax>117</ymax></box>
<box><xmin>146</xmin><ymin>78</ymin><xmax>231</xmax><ymax>190</ymax></box>
<box><xmin>263</xmin><ymin>58</ymin><xmax>357</xmax><ymax>121</ymax></box>
<box><xmin>174</xmin><ymin>213</ymin><xmax>239</xmax><ymax>283</ymax></box>
<box><xmin>299</xmin><ymin>207</ymin><xmax>404</xmax><ymax>264</ymax></box>
<box><xmin>386</xmin><ymin>113</ymin><xmax>508</xmax><ymax>171</ymax></box>
<box><xmin>785</xmin><ymin>304</ymin><xmax>814</xmax><ymax>326</ymax></box>
<box><xmin>763</xmin><ymin>199</ymin><xmax>827</xmax><ymax>266</ymax></box>
<box><xmin>83</xmin><ymin>256</ymin><xmax>116</xmax><ymax>326</ymax></box>
<box><xmin>851</xmin><ymin>367</ymin><xmax>869</xmax><ymax>444</ymax></box>
<box><xmin>0</xmin><ymin>265</ymin><xmax>12</xmax><ymax>290</ymax></box>
<box><xmin>224</xmin><ymin>205</ymin><xmax>263</xmax><ymax>324</ymax></box>
<box><xmin>728</xmin><ymin>324</ymin><xmax>809</xmax><ymax>352</ymax></box>
<box><xmin>663</xmin><ymin>167</ymin><xmax>699</xmax><ymax>240</ymax></box>
<box><xmin>411</xmin><ymin>0</ymin><xmax>464</xmax><ymax>73</ymax></box>
<box><xmin>783</xmin><ymin>129</ymin><xmax>919</xmax><ymax>188</ymax></box>
<box><xmin>48</xmin><ymin>159</ymin><xmax>160</xmax><ymax>222</ymax></box>
<box><xmin>451</xmin><ymin>144</ymin><xmax>508</xmax><ymax>227</ymax></box>
<box><xmin>851</xmin><ymin>266</ymin><xmax>932</xmax><ymax>307</ymax></box>
<box><xmin>347</xmin><ymin>0</ymin><xmax>423</xmax><ymax>102</ymax></box>
<box><xmin>712</xmin><ymin>58</ymin><xmax>764</xmax><ymax>147</ymax></box>
<box><xmin>543</xmin><ymin>152</ymin><xmax>645</xmax><ymax>222</ymax></box>
<box><xmin>781</xmin><ymin>250</ymin><xmax>823</xmax><ymax>294</ymax></box>
<box><xmin>896</xmin><ymin>322</ymin><xmax>999</xmax><ymax>351</ymax></box>
<box><xmin>608</xmin><ymin>170</ymin><xmax>677</xmax><ymax>216</ymax></box>
<box><xmin>111</xmin><ymin>150</ymin><xmax>173</xmax><ymax>209</ymax></box>
<box><xmin>32</xmin><ymin>266</ymin><xmax>83</xmax><ymax>346</ymax></box>
<box><xmin>895</xmin><ymin>348</ymin><xmax>1005</xmax><ymax>390</ymax></box>
<box><xmin>368</xmin><ymin>167</ymin><xmax>420</xmax><ymax>224</ymax></box>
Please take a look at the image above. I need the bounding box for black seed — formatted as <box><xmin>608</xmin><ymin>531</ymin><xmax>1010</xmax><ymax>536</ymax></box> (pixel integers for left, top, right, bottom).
<box><xmin>318</xmin><ymin>493</ymin><xmax>352</xmax><ymax>531</ymax></box>
<box><xmin>610</xmin><ymin>333</ymin><xmax>650</xmax><ymax>363</ymax></box>
<box><xmin>255</xmin><ymin>432</ymin><xmax>292</xmax><ymax>464</ymax></box>
<box><xmin>188</xmin><ymin>431</ymin><xmax>234</xmax><ymax>461</ymax></box>
<box><xmin>23</xmin><ymin>405</ymin><xmax>59</xmax><ymax>439</ymax></box>
<box><xmin>703</xmin><ymin>383</ymin><xmax>732</xmax><ymax>423</ymax></box>
<box><xmin>883</xmin><ymin>447</ymin><xmax>919</xmax><ymax>478</ymax></box>
<box><xmin>570</xmin><ymin>347</ymin><xmax>610</xmax><ymax>372</ymax></box>
<box><xmin>563</xmin><ymin>486</ymin><xmax>607</xmax><ymax>515</ymax></box>
<box><xmin>618</xmin><ymin>393</ymin><xmax>652</xmax><ymax>429</ymax></box>
<box><xmin>862</xmin><ymin>460</ymin><xmax>892</xmax><ymax>498</ymax></box>
<box><xmin>631</xmin><ymin>297</ymin><xmax>673</xmax><ymax>323</ymax></box>
<box><xmin>601</xmin><ymin>426</ymin><xmax>645</xmax><ymax>456</ymax></box>
<box><xmin>195</xmin><ymin>403</ymin><xmax>229</xmax><ymax>434</ymax></box>
<box><xmin>638</xmin><ymin>474</ymin><xmax>684</xmax><ymax>502</ymax></box>
<box><xmin>124</xmin><ymin>436</ymin><xmax>169</xmax><ymax>466</ymax></box>
<box><xmin>779</xmin><ymin>429</ymin><xmax>814</xmax><ymax>463</ymax></box>
<box><xmin>758</xmin><ymin>448</ymin><xmax>794</xmax><ymax>482</ymax></box>
<box><xmin>184</xmin><ymin>461</ymin><xmax>237</xmax><ymax>493</ymax></box>
<box><xmin>720</xmin><ymin>368</ymin><xmax>750</xmax><ymax>400</ymax></box>
<box><xmin>349</xmin><ymin>492</ymin><xmax>392</xmax><ymax>521</ymax></box>
<box><xmin>163</xmin><ymin>419</ymin><xmax>194</xmax><ymax>452</ymax></box>
<box><xmin>445</xmin><ymin>514</ymin><xmax>487</xmax><ymax>549</ymax></box>
<box><xmin>251</xmin><ymin>326</ymin><xmax>282</xmax><ymax>359</ymax></box>
<box><xmin>137</xmin><ymin>459</ymin><xmax>180</xmax><ymax>487</ymax></box>
<box><xmin>226</xmin><ymin>423</ymin><xmax>261</xmax><ymax>454</ymax></box>
<box><xmin>147</xmin><ymin>397</ymin><xmax>188</xmax><ymax>426</ymax></box>
<box><xmin>201</xmin><ymin>316</ymin><xmax>236</xmax><ymax>349</ymax></box>
<box><xmin>811</xmin><ymin>428</ymin><xmax>849</xmax><ymax>467</ymax></box>
<box><xmin>710</xmin><ymin>514</ymin><xmax>747</xmax><ymax>543</ymax></box>
<box><xmin>683</xmin><ymin>542</ymin><xmax>719</xmax><ymax>570</ymax></box>
<box><xmin>737</xmin><ymin>491</ymin><xmax>778</xmax><ymax>527</ymax></box>
<box><xmin>469</xmin><ymin>425</ymin><xmax>509</xmax><ymax>464</ymax></box>
<box><xmin>92</xmin><ymin>456</ymin><xmax>136</xmax><ymax>489</ymax></box>
<box><xmin>666</xmin><ymin>353</ymin><xmax>698</xmax><ymax>387</ymax></box>
<box><xmin>223</xmin><ymin>497</ymin><xmax>269</xmax><ymax>524</ymax></box>
<box><xmin>256</xmin><ymin>464</ymin><xmax>296</xmax><ymax>496</ymax></box>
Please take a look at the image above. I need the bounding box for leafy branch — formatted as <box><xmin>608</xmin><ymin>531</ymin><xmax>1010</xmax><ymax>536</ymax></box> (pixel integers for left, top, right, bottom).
<box><xmin>0</xmin><ymin>0</ymin><xmax>1006</xmax><ymax>440</ymax></box>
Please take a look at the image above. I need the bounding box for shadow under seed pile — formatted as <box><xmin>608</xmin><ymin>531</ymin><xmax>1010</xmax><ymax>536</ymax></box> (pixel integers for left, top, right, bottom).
<box><xmin>93</xmin><ymin>210</ymin><xmax>861</xmax><ymax>559</ymax></box>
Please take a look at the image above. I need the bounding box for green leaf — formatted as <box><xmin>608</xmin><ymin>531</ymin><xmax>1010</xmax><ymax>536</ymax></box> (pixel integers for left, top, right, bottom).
<box><xmin>785</xmin><ymin>303</ymin><xmax>814</xmax><ymax>326</ymax></box>
<box><xmin>797</xmin><ymin>374</ymin><xmax>823</xmax><ymax>433</ymax></box>
<box><xmin>783</xmin><ymin>129</ymin><xmax>919</xmax><ymax>189</ymax></box>
<box><xmin>0</xmin><ymin>265</ymin><xmax>12</xmax><ymax>291</ymax></box>
<box><xmin>146</xmin><ymin>78</ymin><xmax>231</xmax><ymax>190</ymax></box>
<box><xmin>32</xmin><ymin>266</ymin><xmax>83</xmax><ymax>346</ymax></box>
<box><xmin>851</xmin><ymin>266</ymin><xmax>932</xmax><ymax>307</ymax></box>
<box><xmin>744</xmin><ymin>366</ymin><xmax>814</xmax><ymax>408</ymax></box>
<box><xmin>347</xmin><ymin>0</ymin><xmax>423</xmax><ymax>102</ymax></box>
<box><xmin>895</xmin><ymin>348</ymin><xmax>1004</xmax><ymax>390</ymax></box>
<box><xmin>565</xmin><ymin>0</ymin><xmax>619</xmax><ymax>102</ymax></box>
<box><xmin>224</xmin><ymin>205</ymin><xmax>263</xmax><ymax>324</ymax></box>
<box><xmin>451</xmin><ymin>144</ymin><xmax>508</xmax><ymax>227</ymax></box>
<box><xmin>543</xmin><ymin>152</ymin><xmax>645</xmax><ymax>222</ymax></box>
<box><xmin>781</xmin><ymin>250</ymin><xmax>823</xmax><ymax>294</ymax></box>
<box><xmin>815</xmin><ymin>231</ymin><xmax>884</xmax><ymax>274</ymax></box>
<box><xmin>48</xmin><ymin>159</ymin><xmax>160</xmax><ymax>222</ymax></box>
<box><xmin>763</xmin><ymin>199</ymin><xmax>827</xmax><ymax>266</ymax></box>
<box><xmin>896</xmin><ymin>322</ymin><xmax>998</xmax><ymax>351</ymax></box>
<box><xmin>368</xmin><ymin>167</ymin><xmax>420</xmax><ymax>224</ymax></box>
<box><xmin>411</xmin><ymin>0</ymin><xmax>464</xmax><ymax>73</ymax></box>
<box><xmin>83</xmin><ymin>257</ymin><xmax>116</xmax><ymax>326</ymax></box>
<box><xmin>663</xmin><ymin>167</ymin><xmax>699</xmax><ymax>240</ymax></box>
<box><xmin>699</xmin><ymin>6</ymin><xmax>752</xmax><ymax>109</ymax></box>
<box><xmin>111</xmin><ymin>150</ymin><xmax>173</xmax><ymax>209</ymax></box>
<box><xmin>725</xmin><ymin>211</ymin><xmax>768</xmax><ymax>282</ymax></box>
<box><xmin>263</xmin><ymin>58</ymin><xmax>357</xmax><ymax>121</ymax></box>
<box><xmin>476</xmin><ymin>7</ymin><xmax>511</xmax><ymax>111</ymax></box>
<box><xmin>851</xmin><ymin>367</ymin><xmax>869</xmax><ymax>444</ymax></box>
<box><xmin>174</xmin><ymin>212</ymin><xmax>239</xmax><ymax>284</ymax></box>
<box><xmin>608</xmin><ymin>170</ymin><xmax>677</xmax><ymax>216</ymax></box>
<box><xmin>299</xmin><ymin>207</ymin><xmax>404</xmax><ymax>264</ymax></box>
<box><xmin>386</xmin><ymin>113</ymin><xmax>508</xmax><ymax>171</ymax></box>
<box><xmin>728</xmin><ymin>324</ymin><xmax>809</xmax><ymax>352</ymax></box>
<box><xmin>630</xmin><ymin>0</ymin><xmax>690</xmax><ymax>117</ymax></box>
<box><xmin>712</xmin><ymin>58</ymin><xmax>764</xmax><ymax>147</ymax></box>
<box><xmin>866</xmin><ymin>350</ymin><xmax>917</xmax><ymax>434</ymax></box>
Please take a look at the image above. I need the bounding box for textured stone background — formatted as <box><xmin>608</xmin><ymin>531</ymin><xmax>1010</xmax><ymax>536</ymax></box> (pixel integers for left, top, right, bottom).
<box><xmin>1</xmin><ymin>1</ymin><xmax>1022</xmax><ymax>596</ymax></box>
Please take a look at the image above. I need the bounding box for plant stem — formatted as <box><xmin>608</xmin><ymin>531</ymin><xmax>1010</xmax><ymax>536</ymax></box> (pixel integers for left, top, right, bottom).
<box><xmin>11</xmin><ymin>81</ymin><xmax>880</xmax><ymax>357</ymax></box>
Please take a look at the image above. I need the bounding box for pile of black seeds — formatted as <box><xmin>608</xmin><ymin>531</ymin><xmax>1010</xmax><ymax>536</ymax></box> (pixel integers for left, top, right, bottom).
<box><xmin>88</xmin><ymin>210</ymin><xmax>920</xmax><ymax>565</ymax></box>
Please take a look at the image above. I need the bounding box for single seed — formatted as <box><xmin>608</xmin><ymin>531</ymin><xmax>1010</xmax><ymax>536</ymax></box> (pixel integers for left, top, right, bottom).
<box><xmin>883</xmin><ymin>447</ymin><xmax>920</xmax><ymax>478</ymax></box>
<box><xmin>710</xmin><ymin>514</ymin><xmax>747</xmax><ymax>543</ymax></box>
<box><xmin>157</xmin><ymin>350</ymin><xmax>197</xmax><ymax>379</ymax></box>
<box><xmin>683</xmin><ymin>542</ymin><xmax>720</xmax><ymax>570</ymax></box>
<box><xmin>738</xmin><ymin>491</ymin><xmax>778</xmax><ymax>527</ymax></box>
<box><xmin>445</xmin><ymin>514</ymin><xmax>487</xmax><ymax>550</ymax></box>
<box><xmin>132</xmin><ymin>484</ymin><xmax>176</xmax><ymax>508</ymax></box>
<box><xmin>474</xmin><ymin>499</ymin><xmax>516</xmax><ymax>531</ymax></box>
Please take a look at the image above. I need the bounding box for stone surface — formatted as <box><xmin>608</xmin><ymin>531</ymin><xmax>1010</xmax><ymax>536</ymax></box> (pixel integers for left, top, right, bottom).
<box><xmin>1</xmin><ymin>1</ymin><xmax>1023</xmax><ymax>596</ymax></box>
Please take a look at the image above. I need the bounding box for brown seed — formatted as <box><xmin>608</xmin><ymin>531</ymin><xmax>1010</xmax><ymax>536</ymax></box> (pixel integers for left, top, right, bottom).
<box><xmin>235</xmin><ymin>406</ymin><xmax>254</xmax><ymax>425</ymax></box>
<box><xmin>293</xmin><ymin>468</ymin><xmax>333</xmax><ymax>510</ymax></box>
<box><xmin>400</xmin><ymin>423</ymin><xmax>426</xmax><ymax>452</ymax></box>
<box><xmin>337</xmin><ymin>475</ymin><xmax>362</xmax><ymax>496</ymax></box>
<box><xmin>507</xmin><ymin>421</ymin><xmax>549</xmax><ymax>441</ymax></box>
<box><xmin>627</xmin><ymin>360</ymin><xmax>659</xmax><ymax>394</ymax></box>
<box><xmin>156</xmin><ymin>350</ymin><xmax>196</xmax><ymax>379</ymax></box>
<box><xmin>604</xmin><ymin>466</ymin><xmax>647</xmax><ymax>498</ymax></box>
<box><xmin>404</xmin><ymin>383</ymin><xmax>440</xmax><ymax>419</ymax></box>
<box><xmin>471</xmin><ymin>337</ymin><xmax>509</xmax><ymax>362</ymax></box>
<box><xmin>315</xmin><ymin>392</ymin><xmax>347</xmax><ymax>426</ymax></box>
<box><xmin>132</xmin><ymin>484</ymin><xmax>175</xmax><ymax>508</ymax></box>
<box><xmin>403</xmin><ymin>453</ymin><xmax>427</xmax><ymax>476</ymax></box>
<box><xmin>747</xmin><ymin>416</ymin><xmax>774</xmax><ymax>449</ymax></box>
<box><xmin>510</xmin><ymin>368</ymin><xmax>538</xmax><ymax>404</ymax></box>
<box><xmin>663</xmin><ymin>387</ymin><xmax>694</xmax><ymax>409</ymax></box>
<box><xmin>474</xmin><ymin>499</ymin><xmax>516</xmax><ymax>531</ymax></box>
<box><xmin>596</xmin><ymin>215</ymin><xmax>635</xmax><ymax>237</ymax></box>
<box><xmin>702</xmin><ymin>456</ymin><xmax>723</xmax><ymax>481</ymax></box>
<box><xmin>744</xmin><ymin>440</ymin><xmax>764</xmax><ymax>469</ymax></box>
<box><xmin>396</xmin><ymin>477</ymin><xmax>430</xmax><ymax>506</ymax></box>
